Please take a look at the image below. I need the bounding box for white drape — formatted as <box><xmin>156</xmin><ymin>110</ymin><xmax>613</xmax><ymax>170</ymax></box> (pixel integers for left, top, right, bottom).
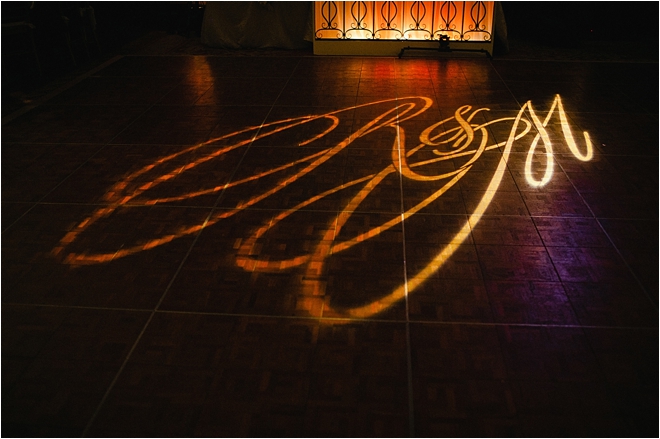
<box><xmin>201</xmin><ymin>1</ymin><xmax>313</xmax><ymax>49</ymax></box>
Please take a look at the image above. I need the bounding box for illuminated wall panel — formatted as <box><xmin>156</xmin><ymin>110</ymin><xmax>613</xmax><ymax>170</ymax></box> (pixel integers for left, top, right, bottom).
<box><xmin>314</xmin><ymin>1</ymin><xmax>495</xmax><ymax>55</ymax></box>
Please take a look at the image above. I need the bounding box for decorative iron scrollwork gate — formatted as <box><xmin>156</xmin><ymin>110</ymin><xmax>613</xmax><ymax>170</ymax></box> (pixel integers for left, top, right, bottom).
<box><xmin>314</xmin><ymin>1</ymin><xmax>495</xmax><ymax>56</ymax></box>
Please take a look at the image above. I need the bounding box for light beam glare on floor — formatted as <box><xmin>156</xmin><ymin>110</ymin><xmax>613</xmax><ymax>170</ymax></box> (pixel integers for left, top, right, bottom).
<box><xmin>51</xmin><ymin>95</ymin><xmax>593</xmax><ymax>321</ymax></box>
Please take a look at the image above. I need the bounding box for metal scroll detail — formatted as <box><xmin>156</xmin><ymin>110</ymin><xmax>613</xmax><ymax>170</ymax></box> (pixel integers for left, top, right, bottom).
<box><xmin>463</xmin><ymin>1</ymin><xmax>491</xmax><ymax>41</ymax></box>
<box><xmin>402</xmin><ymin>1</ymin><xmax>432</xmax><ymax>40</ymax></box>
<box><xmin>315</xmin><ymin>1</ymin><xmax>492</xmax><ymax>42</ymax></box>
<box><xmin>317</xmin><ymin>1</ymin><xmax>342</xmax><ymax>39</ymax></box>
<box><xmin>433</xmin><ymin>1</ymin><xmax>460</xmax><ymax>40</ymax></box>
<box><xmin>374</xmin><ymin>1</ymin><xmax>403</xmax><ymax>39</ymax></box>
<box><xmin>348</xmin><ymin>1</ymin><xmax>374</xmax><ymax>38</ymax></box>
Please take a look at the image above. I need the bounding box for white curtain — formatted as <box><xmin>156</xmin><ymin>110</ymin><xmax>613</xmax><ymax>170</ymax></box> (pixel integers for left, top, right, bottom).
<box><xmin>201</xmin><ymin>1</ymin><xmax>313</xmax><ymax>49</ymax></box>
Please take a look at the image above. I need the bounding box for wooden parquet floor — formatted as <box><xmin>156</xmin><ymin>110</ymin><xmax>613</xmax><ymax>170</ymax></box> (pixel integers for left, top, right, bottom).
<box><xmin>2</xmin><ymin>41</ymin><xmax>657</xmax><ymax>437</ymax></box>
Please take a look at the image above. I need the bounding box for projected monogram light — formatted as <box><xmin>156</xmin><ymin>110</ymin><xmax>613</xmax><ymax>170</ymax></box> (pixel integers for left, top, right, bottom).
<box><xmin>52</xmin><ymin>95</ymin><xmax>592</xmax><ymax>319</ymax></box>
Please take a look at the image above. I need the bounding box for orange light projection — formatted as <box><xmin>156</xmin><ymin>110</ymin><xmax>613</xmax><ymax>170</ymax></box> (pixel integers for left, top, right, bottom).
<box><xmin>52</xmin><ymin>95</ymin><xmax>592</xmax><ymax>320</ymax></box>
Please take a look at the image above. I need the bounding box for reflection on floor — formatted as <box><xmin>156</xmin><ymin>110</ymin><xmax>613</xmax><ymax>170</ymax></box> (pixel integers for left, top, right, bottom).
<box><xmin>2</xmin><ymin>53</ymin><xmax>658</xmax><ymax>437</ymax></box>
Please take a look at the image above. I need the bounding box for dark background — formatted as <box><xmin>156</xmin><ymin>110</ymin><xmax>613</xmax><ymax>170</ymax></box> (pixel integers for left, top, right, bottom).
<box><xmin>2</xmin><ymin>1</ymin><xmax>204</xmax><ymax>107</ymax></box>
<box><xmin>2</xmin><ymin>1</ymin><xmax>658</xmax><ymax>110</ymax></box>
<box><xmin>502</xmin><ymin>1</ymin><xmax>659</xmax><ymax>47</ymax></box>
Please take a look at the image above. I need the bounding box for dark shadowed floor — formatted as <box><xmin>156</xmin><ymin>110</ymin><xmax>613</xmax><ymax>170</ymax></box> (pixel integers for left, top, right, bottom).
<box><xmin>2</xmin><ymin>32</ymin><xmax>658</xmax><ymax>437</ymax></box>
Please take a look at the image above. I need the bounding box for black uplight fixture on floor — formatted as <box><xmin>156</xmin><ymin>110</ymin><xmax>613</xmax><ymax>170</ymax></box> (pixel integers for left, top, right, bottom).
<box><xmin>398</xmin><ymin>33</ymin><xmax>491</xmax><ymax>58</ymax></box>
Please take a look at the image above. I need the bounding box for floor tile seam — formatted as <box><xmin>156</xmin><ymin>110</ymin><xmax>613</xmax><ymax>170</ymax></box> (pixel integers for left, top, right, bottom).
<box><xmin>570</xmin><ymin>288</ymin><xmax>658</xmax><ymax>424</ymax></box>
<box><xmin>434</xmin><ymin>61</ymin><xmax>505</xmax><ymax>314</ymax></box>
<box><xmin>295</xmin><ymin>195</ymin><xmax>330</xmax><ymax>435</ymax></box>
<box><xmin>29</xmin><ymin>102</ymin><xmax>304</xmax><ymax>109</ymax></box>
<box><xmin>461</xmin><ymin>212</ymin><xmax>509</xmax><ymax>340</ymax></box>
<box><xmin>88</xmin><ymin>74</ymin><xmax>187</xmax><ymax>78</ymax></box>
<box><xmin>157</xmin><ymin>310</ymin><xmax>659</xmax><ymax>331</ymax></box>
<box><xmin>6</xmin><ymin>80</ymin><xmax>264</xmax><ymax>237</ymax></box>
<box><xmin>253</xmin><ymin>57</ymin><xmax>329</xmax><ymax>433</ymax></box>
<box><xmin>117</xmin><ymin>53</ymin><xmax>312</xmax><ymax>58</ymax></box>
<box><xmin>203</xmin><ymin>56</ymin><xmax>304</xmax><ymax>213</ymax></box>
<box><xmin>10</xmin><ymin>191</ymin><xmax>658</xmax><ymax>211</ymax></box>
<box><xmin>1</xmin><ymin>302</ymin><xmax>152</xmax><ymax>313</ymax></box>
<box><xmin>574</xmin><ymin>80</ymin><xmax>648</xmax><ymax>107</ymax></box>
<box><xmin>555</xmin><ymin>158</ymin><xmax>657</xmax><ymax>308</ymax></box>
<box><xmin>92</xmin><ymin>140</ymin><xmax>282</xmax><ymax>148</ymax></box>
<box><xmin>403</xmin><ymin>319</ymin><xmax>659</xmax><ymax>331</ymax></box>
<box><xmin>80</xmin><ymin>307</ymin><xmax>158</xmax><ymax>437</ymax></box>
<box><xmin>464</xmin><ymin>67</ymin><xmax>532</xmax><ymax>203</ymax></box>
<box><xmin>88</xmin><ymin>74</ymin><xmax>296</xmax><ymax>79</ymax></box>
<box><xmin>1</xmin><ymin>55</ymin><xmax>124</xmax><ymax>127</ymax></box>
<box><xmin>532</xmin><ymin>213</ymin><xmax>659</xmax><ymax>221</ymax></box>
<box><xmin>471</xmin><ymin>68</ymin><xmax>579</xmax><ymax>330</ymax></box>
<box><xmin>183</xmin><ymin>82</ymin><xmax>217</xmax><ymax>108</ymax></box>
<box><xmin>1</xmin><ymin>201</ymin><xmax>334</xmax><ymax>214</ymax></box>
<box><xmin>1</xmin><ymin>301</ymin><xmax>81</xmax><ymax>397</ymax></box>
<box><xmin>610</xmin><ymin>88</ymin><xmax>659</xmax><ymax>117</ymax></box>
<box><xmin>70</xmin><ymin>56</ymin><xmax>255</xmax><ymax>436</ymax></box>
<box><xmin>12</xmin><ymin>200</ymin><xmax>215</xmax><ymax>209</ymax></box>
<box><xmin>394</xmin><ymin>87</ymin><xmax>417</xmax><ymax>438</ymax></box>
<box><xmin>590</xmin><ymin>217</ymin><xmax>660</xmax><ymax>223</ymax></box>
<box><xmin>491</xmin><ymin>58</ymin><xmax>660</xmax><ymax>64</ymax></box>
<box><xmin>528</xmin><ymin>110</ymin><xmax>656</xmax><ymax>116</ymax></box>
<box><xmin>598</xmin><ymin>153</ymin><xmax>660</xmax><ymax>160</ymax></box>
<box><xmin>593</xmin><ymin>222</ymin><xmax>656</xmax><ymax>305</ymax></box>
<box><xmin>1</xmin><ymin>80</ymin><xmax>191</xmax><ymax>236</ymax></box>
<box><xmin>80</xmin><ymin>201</ymin><xmax>212</xmax><ymax>436</ymax></box>
<box><xmin>1</xmin><ymin>142</ymin><xmax>111</xmax><ymax>235</ymax></box>
<box><xmin>4</xmin><ymin>200</ymin><xmax>503</xmax><ymax>216</ymax></box>
<box><xmin>473</xmin><ymin>241</ymin><xmax>623</xmax><ymax>249</ymax></box>
<box><xmin>0</xmin><ymin>141</ymin><xmax>113</xmax><ymax>146</ymax></box>
<box><xmin>7</xmin><ymin>200</ymin><xmax>656</xmax><ymax>222</ymax></box>
<box><xmin>491</xmin><ymin>63</ymin><xmax>656</xmax><ymax>119</ymax></box>
<box><xmin>515</xmin><ymin>201</ymin><xmax>581</xmax><ymax>320</ymax></box>
<box><xmin>3</xmin><ymin>302</ymin><xmax>656</xmax><ymax>331</ymax></box>
<box><xmin>499</xmin><ymin>79</ymin><xmax>629</xmax><ymax>83</ymax></box>
<box><xmin>502</xmin><ymin>81</ymin><xmax>660</xmax><ymax>90</ymax></box>
<box><xmin>76</xmin><ymin>62</ymin><xmax>310</xmax><ymax>362</ymax></box>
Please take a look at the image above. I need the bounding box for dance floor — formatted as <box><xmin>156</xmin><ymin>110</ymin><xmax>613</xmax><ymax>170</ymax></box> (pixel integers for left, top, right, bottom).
<box><xmin>2</xmin><ymin>53</ymin><xmax>658</xmax><ymax>437</ymax></box>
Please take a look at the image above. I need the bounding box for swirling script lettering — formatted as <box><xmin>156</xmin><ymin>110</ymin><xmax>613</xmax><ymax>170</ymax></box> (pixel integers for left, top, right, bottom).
<box><xmin>52</xmin><ymin>95</ymin><xmax>592</xmax><ymax>319</ymax></box>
